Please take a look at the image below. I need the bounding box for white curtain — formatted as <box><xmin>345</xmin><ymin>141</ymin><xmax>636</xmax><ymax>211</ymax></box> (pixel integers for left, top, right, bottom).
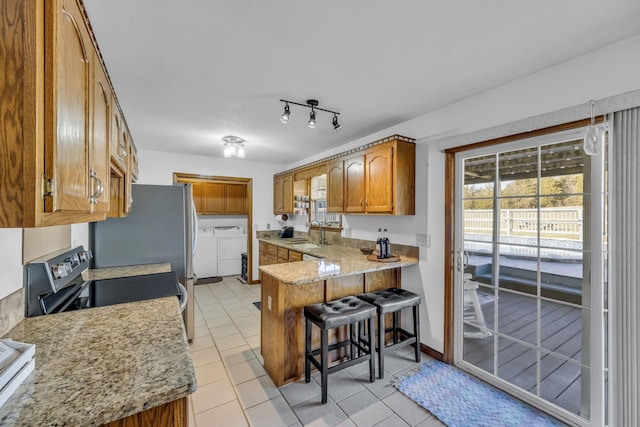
<box><xmin>611</xmin><ymin>107</ymin><xmax>640</xmax><ymax>427</ymax></box>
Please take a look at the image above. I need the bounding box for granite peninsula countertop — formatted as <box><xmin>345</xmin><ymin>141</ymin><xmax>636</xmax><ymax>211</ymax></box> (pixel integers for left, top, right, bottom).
<box><xmin>258</xmin><ymin>237</ymin><xmax>418</xmax><ymax>284</ymax></box>
<box><xmin>83</xmin><ymin>262</ymin><xmax>172</xmax><ymax>281</ymax></box>
<box><xmin>0</xmin><ymin>297</ymin><xmax>196</xmax><ymax>426</ymax></box>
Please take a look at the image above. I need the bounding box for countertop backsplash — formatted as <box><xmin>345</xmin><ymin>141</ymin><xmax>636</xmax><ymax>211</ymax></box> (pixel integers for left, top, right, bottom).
<box><xmin>0</xmin><ymin>288</ymin><xmax>24</xmax><ymax>337</ymax></box>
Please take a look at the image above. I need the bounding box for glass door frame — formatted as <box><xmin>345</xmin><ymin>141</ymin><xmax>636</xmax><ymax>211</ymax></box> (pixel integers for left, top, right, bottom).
<box><xmin>452</xmin><ymin>127</ymin><xmax>607</xmax><ymax>427</ymax></box>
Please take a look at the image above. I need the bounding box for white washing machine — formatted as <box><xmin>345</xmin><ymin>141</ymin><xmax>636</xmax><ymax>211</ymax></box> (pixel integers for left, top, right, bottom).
<box><xmin>214</xmin><ymin>226</ymin><xmax>247</xmax><ymax>277</ymax></box>
<box><xmin>194</xmin><ymin>227</ymin><xmax>218</xmax><ymax>278</ymax></box>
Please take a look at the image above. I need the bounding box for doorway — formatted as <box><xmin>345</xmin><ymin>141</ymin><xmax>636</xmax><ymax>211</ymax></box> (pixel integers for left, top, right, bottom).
<box><xmin>450</xmin><ymin>127</ymin><xmax>608</xmax><ymax>426</ymax></box>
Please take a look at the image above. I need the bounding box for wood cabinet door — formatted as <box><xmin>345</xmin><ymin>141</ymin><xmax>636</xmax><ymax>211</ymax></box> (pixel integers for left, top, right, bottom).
<box><xmin>326</xmin><ymin>159</ymin><xmax>344</xmax><ymax>213</ymax></box>
<box><xmin>46</xmin><ymin>0</ymin><xmax>92</xmax><ymax>213</ymax></box>
<box><xmin>281</xmin><ymin>174</ymin><xmax>293</xmax><ymax>213</ymax></box>
<box><xmin>123</xmin><ymin>129</ymin><xmax>133</xmax><ymax>214</ymax></box>
<box><xmin>365</xmin><ymin>144</ymin><xmax>394</xmax><ymax>213</ymax></box>
<box><xmin>273</xmin><ymin>176</ymin><xmax>283</xmax><ymax>213</ymax></box>
<box><xmin>203</xmin><ymin>182</ymin><xmax>224</xmax><ymax>214</ymax></box>
<box><xmin>225</xmin><ymin>183</ymin><xmax>246</xmax><ymax>214</ymax></box>
<box><xmin>344</xmin><ymin>155</ymin><xmax>365</xmax><ymax>213</ymax></box>
<box><xmin>190</xmin><ymin>181</ymin><xmax>204</xmax><ymax>214</ymax></box>
<box><xmin>110</xmin><ymin>104</ymin><xmax>127</xmax><ymax>171</ymax></box>
<box><xmin>90</xmin><ymin>57</ymin><xmax>111</xmax><ymax>213</ymax></box>
<box><xmin>130</xmin><ymin>145</ymin><xmax>139</xmax><ymax>182</ymax></box>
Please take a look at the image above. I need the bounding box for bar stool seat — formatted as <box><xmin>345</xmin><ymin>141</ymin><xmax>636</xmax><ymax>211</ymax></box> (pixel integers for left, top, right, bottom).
<box><xmin>357</xmin><ymin>288</ymin><xmax>421</xmax><ymax>378</ymax></box>
<box><xmin>304</xmin><ymin>296</ymin><xmax>376</xmax><ymax>404</ymax></box>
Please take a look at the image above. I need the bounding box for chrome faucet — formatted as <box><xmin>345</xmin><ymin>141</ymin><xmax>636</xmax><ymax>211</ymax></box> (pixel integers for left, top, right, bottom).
<box><xmin>310</xmin><ymin>220</ymin><xmax>327</xmax><ymax>245</ymax></box>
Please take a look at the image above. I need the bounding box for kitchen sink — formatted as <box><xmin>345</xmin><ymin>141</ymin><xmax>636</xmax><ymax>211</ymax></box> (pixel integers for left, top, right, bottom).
<box><xmin>283</xmin><ymin>238</ymin><xmax>309</xmax><ymax>243</ymax></box>
<box><xmin>293</xmin><ymin>243</ymin><xmax>319</xmax><ymax>249</ymax></box>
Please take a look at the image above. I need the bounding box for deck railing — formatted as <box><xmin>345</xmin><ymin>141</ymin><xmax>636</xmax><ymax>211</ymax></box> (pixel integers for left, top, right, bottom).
<box><xmin>464</xmin><ymin>208</ymin><xmax>583</xmax><ymax>241</ymax></box>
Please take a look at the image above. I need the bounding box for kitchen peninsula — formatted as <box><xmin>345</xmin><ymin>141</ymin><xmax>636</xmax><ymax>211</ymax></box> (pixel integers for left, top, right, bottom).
<box><xmin>258</xmin><ymin>237</ymin><xmax>418</xmax><ymax>386</ymax></box>
<box><xmin>0</xmin><ymin>297</ymin><xmax>196</xmax><ymax>426</ymax></box>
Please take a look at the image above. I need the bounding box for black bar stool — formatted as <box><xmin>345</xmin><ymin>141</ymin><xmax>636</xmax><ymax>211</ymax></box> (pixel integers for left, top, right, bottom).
<box><xmin>304</xmin><ymin>296</ymin><xmax>376</xmax><ymax>404</ymax></box>
<box><xmin>357</xmin><ymin>288</ymin><xmax>421</xmax><ymax>378</ymax></box>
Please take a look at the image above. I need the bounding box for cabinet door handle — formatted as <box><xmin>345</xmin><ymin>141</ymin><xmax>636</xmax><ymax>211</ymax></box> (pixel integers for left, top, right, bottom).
<box><xmin>89</xmin><ymin>170</ymin><xmax>104</xmax><ymax>204</ymax></box>
<box><xmin>365</xmin><ymin>199</ymin><xmax>368</xmax><ymax>207</ymax></box>
<box><xmin>360</xmin><ymin>198</ymin><xmax>363</xmax><ymax>207</ymax></box>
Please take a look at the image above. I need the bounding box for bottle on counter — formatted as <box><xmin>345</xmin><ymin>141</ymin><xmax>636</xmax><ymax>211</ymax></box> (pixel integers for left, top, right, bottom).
<box><xmin>383</xmin><ymin>229</ymin><xmax>391</xmax><ymax>258</ymax></box>
<box><xmin>376</xmin><ymin>228</ymin><xmax>384</xmax><ymax>259</ymax></box>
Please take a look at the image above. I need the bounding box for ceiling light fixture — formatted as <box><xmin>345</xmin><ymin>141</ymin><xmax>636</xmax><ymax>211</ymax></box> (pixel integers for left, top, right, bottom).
<box><xmin>280</xmin><ymin>103</ymin><xmax>290</xmax><ymax>123</ymax></box>
<box><xmin>222</xmin><ymin>135</ymin><xmax>246</xmax><ymax>159</ymax></box>
<box><xmin>332</xmin><ymin>114</ymin><xmax>342</xmax><ymax>131</ymax></box>
<box><xmin>308</xmin><ymin>104</ymin><xmax>317</xmax><ymax>129</ymax></box>
<box><xmin>279</xmin><ymin>99</ymin><xmax>341</xmax><ymax>131</ymax></box>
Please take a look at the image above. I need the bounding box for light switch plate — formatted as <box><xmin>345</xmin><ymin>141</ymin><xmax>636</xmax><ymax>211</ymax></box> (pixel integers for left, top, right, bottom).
<box><xmin>416</xmin><ymin>233</ymin><xmax>428</xmax><ymax>247</ymax></box>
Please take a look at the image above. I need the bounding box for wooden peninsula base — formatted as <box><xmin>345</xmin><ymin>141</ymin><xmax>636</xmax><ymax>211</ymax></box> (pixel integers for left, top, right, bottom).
<box><xmin>260</xmin><ymin>268</ymin><xmax>401</xmax><ymax>386</ymax></box>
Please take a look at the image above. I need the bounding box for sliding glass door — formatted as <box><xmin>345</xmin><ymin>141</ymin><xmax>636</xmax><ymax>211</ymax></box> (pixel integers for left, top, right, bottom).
<box><xmin>453</xmin><ymin>128</ymin><xmax>608</xmax><ymax>426</ymax></box>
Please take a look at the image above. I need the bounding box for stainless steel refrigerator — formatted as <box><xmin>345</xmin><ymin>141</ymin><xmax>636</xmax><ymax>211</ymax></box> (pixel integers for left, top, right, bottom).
<box><xmin>89</xmin><ymin>183</ymin><xmax>197</xmax><ymax>340</ymax></box>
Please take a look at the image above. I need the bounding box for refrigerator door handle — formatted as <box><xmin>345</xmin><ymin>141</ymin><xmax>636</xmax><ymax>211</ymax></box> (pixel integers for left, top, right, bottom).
<box><xmin>191</xmin><ymin>198</ymin><xmax>198</xmax><ymax>256</ymax></box>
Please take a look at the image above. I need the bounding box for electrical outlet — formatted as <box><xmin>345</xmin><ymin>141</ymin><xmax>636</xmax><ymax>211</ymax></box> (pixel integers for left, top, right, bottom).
<box><xmin>416</xmin><ymin>233</ymin><xmax>428</xmax><ymax>247</ymax></box>
<box><xmin>343</xmin><ymin>227</ymin><xmax>351</xmax><ymax>238</ymax></box>
<box><xmin>267</xmin><ymin>223</ymin><xmax>271</xmax><ymax>230</ymax></box>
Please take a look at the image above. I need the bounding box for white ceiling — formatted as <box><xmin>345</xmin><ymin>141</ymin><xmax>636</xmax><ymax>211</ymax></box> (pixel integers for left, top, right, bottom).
<box><xmin>83</xmin><ymin>0</ymin><xmax>640</xmax><ymax>165</ymax></box>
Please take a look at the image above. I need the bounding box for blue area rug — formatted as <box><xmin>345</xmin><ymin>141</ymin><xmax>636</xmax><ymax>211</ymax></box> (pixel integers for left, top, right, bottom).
<box><xmin>394</xmin><ymin>360</ymin><xmax>565</xmax><ymax>427</ymax></box>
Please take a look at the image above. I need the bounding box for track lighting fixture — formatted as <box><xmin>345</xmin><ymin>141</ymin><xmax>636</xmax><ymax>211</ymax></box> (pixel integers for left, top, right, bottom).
<box><xmin>279</xmin><ymin>99</ymin><xmax>341</xmax><ymax>131</ymax></box>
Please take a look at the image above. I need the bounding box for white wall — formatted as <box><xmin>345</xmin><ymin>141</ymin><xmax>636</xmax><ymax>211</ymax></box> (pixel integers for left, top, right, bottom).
<box><xmin>284</xmin><ymin>34</ymin><xmax>640</xmax><ymax>353</ymax></box>
<box><xmin>0</xmin><ymin>229</ymin><xmax>23</xmax><ymax>300</ymax></box>
<box><xmin>137</xmin><ymin>149</ymin><xmax>282</xmax><ymax>280</ymax></box>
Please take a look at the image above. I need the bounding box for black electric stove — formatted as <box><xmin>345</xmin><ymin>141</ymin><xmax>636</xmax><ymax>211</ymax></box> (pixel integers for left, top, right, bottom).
<box><xmin>25</xmin><ymin>246</ymin><xmax>182</xmax><ymax>317</ymax></box>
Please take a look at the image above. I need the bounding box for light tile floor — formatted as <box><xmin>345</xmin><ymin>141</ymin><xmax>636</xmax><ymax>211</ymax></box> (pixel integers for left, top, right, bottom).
<box><xmin>188</xmin><ymin>276</ymin><xmax>445</xmax><ymax>427</ymax></box>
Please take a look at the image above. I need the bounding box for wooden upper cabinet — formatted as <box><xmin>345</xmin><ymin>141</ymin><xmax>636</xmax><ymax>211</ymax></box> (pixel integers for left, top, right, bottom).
<box><xmin>176</xmin><ymin>176</ymin><xmax>247</xmax><ymax>216</ymax></box>
<box><xmin>45</xmin><ymin>0</ymin><xmax>93</xmax><ymax>214</ymax></box>
<box><xmin>89</xmin><ymin>55</ymin><xmax>111</xmax><ymax>214</ymax></box>
<box><xmin>0</xmin><ymin>0</ymin><xmax>137</xmax><ymax>227</ymax></box>
<box><xmin>287</xmin><ymin>137</ymin><xmax>415</xmax><ymax>217</ymax></box>
<box><xmin>204</xmin><ymin>182</ymin><xmax>225</xmax><ymax>214</ymax></box>
<box><xmin>190</xmin><ymin>181</ymin><xmax>205</xmax><ymax>214</ymax></box>
<box><xmin>326</xmin><ymin>159</ymin><xmax>344</xmax><ymax>213</ymax></box>
<box><xmin>364</xmin><ymin>144</ymin><xmax>393</xmax><ymax>213</ymax></box>
<box><xmin>273</xmin><ymin>173</ymin><xmax>293</xmax><ymax>214</ymax></box>
<box><xmin>344</xmin><ymin>155</ymin><xmax>365</xmax><ymax>213</ymax></box>
<box><xmin>129</xmin><ymin>141</ymin><xmax>139</xmax><ymax>182</ymax></box>
<box><xmin>110</xmin><ymin>104</ymin><xmax>127</xmax><ymax>172</ymax></box>
<box><xmin>225</xmin><ymin>183</ymin><xmax>246</xmax><ymax>215</ymax></box>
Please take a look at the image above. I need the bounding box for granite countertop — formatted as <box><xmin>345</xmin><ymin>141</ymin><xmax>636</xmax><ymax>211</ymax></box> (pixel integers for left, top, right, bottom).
<box><xmin>258</xmin><ymin>237</ymin><xmax>418</xmax><ymax>284</ymax></box>
<box><xmin>83</xmin><ymin>262</ymin><xmax>172</xmax><ymax>281</ymax></box>
<box><xmin>0</xmin><ymin>297</ymin><xmax>196</xmax><ymax>426</ymax></box>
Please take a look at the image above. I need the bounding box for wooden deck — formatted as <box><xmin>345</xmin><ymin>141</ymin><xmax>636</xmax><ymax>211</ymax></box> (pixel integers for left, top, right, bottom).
<box><xmin>462</xmin><ymin>288</ymin><xmax>585</xmax><ymax>416</ymax></box>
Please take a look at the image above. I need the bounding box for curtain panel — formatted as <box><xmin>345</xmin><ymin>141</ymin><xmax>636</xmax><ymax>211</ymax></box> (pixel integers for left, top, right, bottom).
<box><xmin>611</xmin><ymin>107</ymin><xmax>640</xmax><ymax>427</ymax></box>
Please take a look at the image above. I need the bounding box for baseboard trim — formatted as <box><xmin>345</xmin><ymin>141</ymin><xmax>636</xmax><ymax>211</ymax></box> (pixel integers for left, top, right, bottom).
<box><xmin>420</xmin><ymin>343</ymin><xmax>444</xmax><ymax>362</ymax></box>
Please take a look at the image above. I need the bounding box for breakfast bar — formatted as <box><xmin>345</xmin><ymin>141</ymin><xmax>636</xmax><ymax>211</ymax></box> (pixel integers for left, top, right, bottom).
<box><xmin>258</xmin><ymin>238</ymin><xmax>418</xmax><ymax>386</ymax></box>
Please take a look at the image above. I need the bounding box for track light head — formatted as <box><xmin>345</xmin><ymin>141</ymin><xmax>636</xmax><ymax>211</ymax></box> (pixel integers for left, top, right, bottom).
<box><xmin>280</xmin><ymin>103</ymin><xmax>290</xmax><ymax>124</ymax></box>
<box><xmin>332</xmin><ymin>114</ymin><xmax>341</xmax><ymax>131</ymax></box>
<box><xmin>308</xmin><ymin>109</ymin><xmax>316</xmax><ymax>129</ymax></box>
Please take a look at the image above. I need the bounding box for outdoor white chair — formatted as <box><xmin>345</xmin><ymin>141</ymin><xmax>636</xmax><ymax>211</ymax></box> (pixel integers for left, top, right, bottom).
<box><xmin>463</xmin><ymin>273</ymin><xmax>492</xmax><ymax>339</ymax></box>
